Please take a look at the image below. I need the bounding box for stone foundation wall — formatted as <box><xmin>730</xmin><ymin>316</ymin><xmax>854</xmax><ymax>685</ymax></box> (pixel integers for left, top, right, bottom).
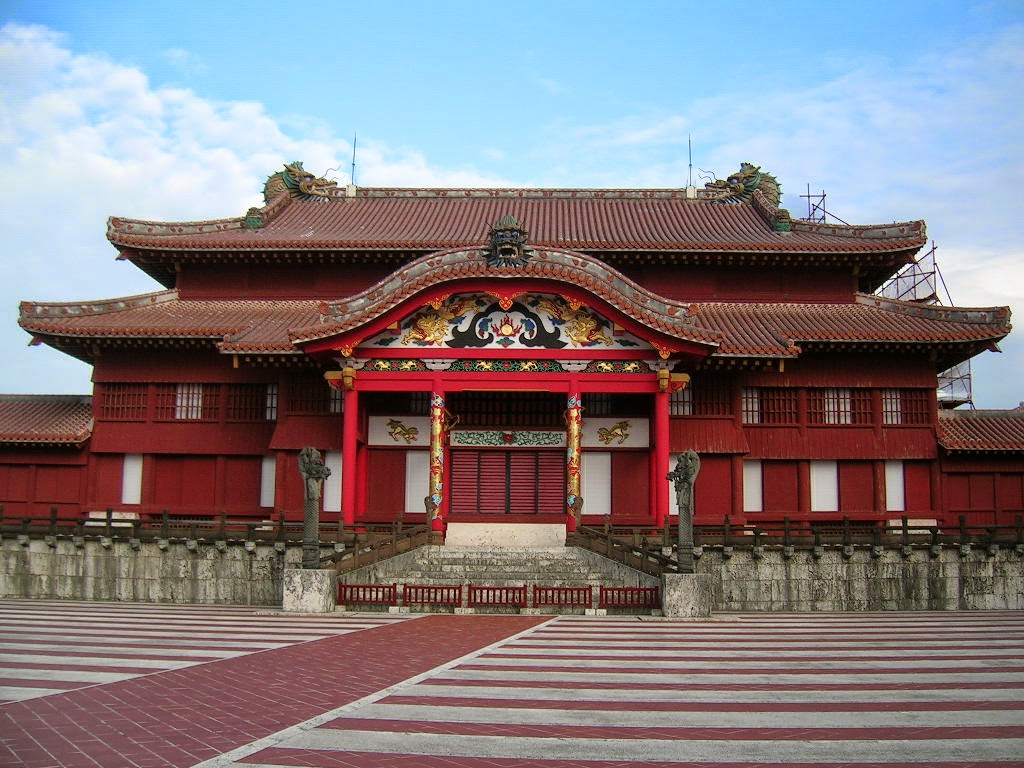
<box><xmin>0</xmin><ymin>537</ymin><xmax>305</xmax><ymax>605</ymax></box>
<box><xmin>1</xmin><ymin>536</ymin><xmax>1022</xmax><ymax>610</ymax></box>
<box><xmin>700</xmin><ymin>546</ymin><xmax>1024</xmax><ymax>611</ymax></box>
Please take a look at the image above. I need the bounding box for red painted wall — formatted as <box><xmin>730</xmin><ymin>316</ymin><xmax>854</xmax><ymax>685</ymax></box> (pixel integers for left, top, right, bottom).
<box><xmin>0</xmin><ymin>449</ymin><xmax>87</xmax><ymax>517</ymax></box>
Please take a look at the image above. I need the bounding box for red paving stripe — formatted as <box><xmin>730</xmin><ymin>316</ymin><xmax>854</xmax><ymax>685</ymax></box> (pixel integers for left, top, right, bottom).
<box><xmin>318</xmin><ymin>717</ymin><xmax>1024</xmax><ymax>741</ymax></box>
<box><xmin>378</xmin><ymin>694</ymin><xmax>1024</xmax><ymax>712</ymax></box>
<box><xmin>456</xmin><ymin>662</ymin><xmax>1024</xmax><ymax>675</ymax></box>
<box><xmin>238</xmin><ymin>747</ymin><xmax>1024</xmax><ymax>768</ymax></box>
<box><xmin>0</xmin><ymin>614</ymin><xmax>548</xmax><ymax>768</ymax></box>
<box><xmin>421</xmin><ymin>677</ymin><xmax>1024</xmax><ymax>692</ymax></box>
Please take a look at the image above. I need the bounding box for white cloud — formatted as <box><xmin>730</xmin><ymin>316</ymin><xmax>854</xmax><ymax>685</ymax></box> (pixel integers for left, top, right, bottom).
<box><xmin>0</xmin><ymin>22</ymin><xmax>508</xmax><ymax>394</ymax></box>
<box><xmin>0</xmin><ymin>19</ymin><xmax>1021</xmax><ymax>408</ymax></box>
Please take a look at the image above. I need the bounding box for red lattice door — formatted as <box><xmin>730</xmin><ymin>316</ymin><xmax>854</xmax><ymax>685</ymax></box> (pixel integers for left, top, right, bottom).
<box><xmin>450</xmin><ymin>450</ymin><xmax>564</xmax><ymax>515</ymax></box>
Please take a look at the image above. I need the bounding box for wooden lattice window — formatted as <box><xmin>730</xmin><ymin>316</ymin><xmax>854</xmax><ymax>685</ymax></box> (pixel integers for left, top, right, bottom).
<box><xmin>100</xmin><ymin>383</ymin><xmax>148</xmax><ymax>421</ymax></box>
<box><xmin>692</xmin><ymin>378</ymin><xmax>733</xmax><ymax>416</ymax></box>
<box><xmin>807</xmin><ymin>388</ymin><xmax>872</xmax><ymax>426</ymax></box>
<box><xmin>882</xmin><ymin>389</ymin><xmax>931</xmax><ymax>425</ymax></box>
<box><xmin>742</xmin><ymin>388</ymin><xmax>798</xmax><ymax>425</ymax></box>
<box><xmin>155</xmin><ymin>383</ymin><xmax>220</xmax><ymax>422</ymax></box>
<box><xmin>227</xmin><ymin>384</ymin><xmax>278</xmax><ymax>422</ymax></box>
<box><xmin>448</xmin><ymin>392</ymin><xmax>563</xmax><ymax>428</ymax></box>
<box><xmin>286</xmin><ymin>375</ymin><xmax>339</xmax><ymax>415</ymax></box>
<box><xmin>669</xmin><ymin>387</ymin><xmax>691</xmax><ymax>416</ymax></box>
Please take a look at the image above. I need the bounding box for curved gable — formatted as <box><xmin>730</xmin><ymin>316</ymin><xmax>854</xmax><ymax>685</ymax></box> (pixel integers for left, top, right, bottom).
<box><xmin>291</xmin><ymin>247</ymin><xmax>721</xmax><ymax>358</ymax></box>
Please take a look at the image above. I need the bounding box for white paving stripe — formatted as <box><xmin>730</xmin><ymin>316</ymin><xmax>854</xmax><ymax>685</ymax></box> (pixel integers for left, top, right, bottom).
<box><xmin>289</xmin><ymin>729</ymin><xmax>1024</xmax><ymax>763</ymax></box>
<box><xmin>430</xmin><ymin>668</ymin><xmax>1024</xmax><ymax>685</ymax></box>
<box><xmin>400</xmin><ymin>682</ymin><xmax>1024</xmax><ymax>703</ymax></box>
<box><xmin>463</xmin><ymin>655</ymin><xmax>1024</xmax><ymax>669</ymax></box>
<box><xmin>0</xmin><ymin>668</ymin><xmax>137</xmax><ymax>683</ymax></box>
<box><xmin>0</xmin><ymin>652</ymin><xmax>197</xmax><ymax>668</ymax></box>
<box><xmin>0</xmin><ymin>601</ymin><xmax>410</xmax><ymax>703</ymax></box>
<box><xmin>352</xmin><ymin>702</ymin><xmax>1024</xmax><ymax>729</ymax></box>
<box><xmin>0</xmin><ymin>641</ymin><xmax>240</xmax><ymax>657</ymax></box>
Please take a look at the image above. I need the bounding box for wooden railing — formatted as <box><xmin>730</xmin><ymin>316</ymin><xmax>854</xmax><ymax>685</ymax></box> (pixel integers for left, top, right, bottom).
<box><xmin>533</xmin><ymin>585</ymin><xmax>592</xmax><ymax>608</ymax></box>
<box><xmin>0</xmin><ymin>506</ymin><xmax>440</xmax><ymax>570</ymax></box>
<box><xmin>468</xmin><ymin>584</ymin><xmax>527</xmax><ymax>608</ymax></box>
<box><xmin>4</xmin><ymin>507</ymin><xmax>1021</xmax><ymax>577</ymax></box>
<box><xmin>337</xmin><ymin>582</ymin><xmax>398</xmax><ymax>607</ymax></box>
<box><xmin>599</xmin><ymin>586</ymin><xmax>660</xmax><ymax>609</ymax></box>
<box><xmin>403</xmin><ymin>584</ymin><xmax>463</xmax><ymax>607</ymax></box>
<box><xmin>571</xmin><ymin>514</ymin><xmax>1024</xmax><ymax>575</ymax></box>
<box><xmin>569</xmin><ymin>525</ymin><xmax>680</xmax><ymax>576</ymax></box>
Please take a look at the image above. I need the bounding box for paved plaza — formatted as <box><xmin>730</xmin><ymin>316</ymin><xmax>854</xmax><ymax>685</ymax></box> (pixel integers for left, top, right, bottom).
<box><xmin>0</xmin><ymin>600</ymin><xmax>1022</xmax><ymax>767</ymax></box>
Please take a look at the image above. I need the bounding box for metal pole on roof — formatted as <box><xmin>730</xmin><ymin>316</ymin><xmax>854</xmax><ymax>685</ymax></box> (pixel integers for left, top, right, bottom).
<box><xmin>350</xmin><ymin>133</ymin><xmax>357</xmax><ymax>187</ymax></box>
<box><xmin>687</xmin><ymin>135</ymin><xmax>693</xmax><ymax>188</ymax></box>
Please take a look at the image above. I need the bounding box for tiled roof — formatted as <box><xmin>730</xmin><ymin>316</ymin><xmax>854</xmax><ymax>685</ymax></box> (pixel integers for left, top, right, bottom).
<box><xmin>937</xmin><ymin>409</ymin><xmax>1024</xmax><ymax>453</ymax></box>
<box><xmin>698</xmin><ymin>296</ymin><xmax>1011</xmax><ymax>357</ymax></box>
<box><xmin>19</xmin><ymin>287</ymin><xmax>1010</xmax><ymax>367</ymax></box>
<box><xmin>107</xmin><ymin>189</ymin><xmax>926</xmax><ymax>255</ymax></box>
<box><xmin>0</xmin><ymin>395</ymin><xmax>93</xmax><ymax>445</ymax></box>
<box><xmin>19</xmin><ymin>291</ymin><xmax>323</xmax><ymax>355</ymax></box>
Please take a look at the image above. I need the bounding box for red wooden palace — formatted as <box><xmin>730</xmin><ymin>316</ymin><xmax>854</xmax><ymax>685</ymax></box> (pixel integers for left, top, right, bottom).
<box><xmin>4</xmin><ymin>162</ymin><xmax>1021</xmax><ymax>534</ymax></box>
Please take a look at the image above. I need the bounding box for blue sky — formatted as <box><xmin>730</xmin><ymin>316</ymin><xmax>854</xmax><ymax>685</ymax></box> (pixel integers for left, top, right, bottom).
<box><xmin>1</xmin><ymin>1</ymin><xmax>1023</xmax><ymax>407</ymax></box>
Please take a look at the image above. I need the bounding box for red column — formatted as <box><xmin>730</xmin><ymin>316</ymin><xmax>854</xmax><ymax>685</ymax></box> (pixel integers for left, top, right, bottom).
<box><xmin>654</xmin><ymin>389</ymin><xmax>670</xmax><ymax>527</ymax></box>
<box><xmin>341</xmin><ymin>388</ymin><xmax>359</xmax><ymax>526</ymax></box>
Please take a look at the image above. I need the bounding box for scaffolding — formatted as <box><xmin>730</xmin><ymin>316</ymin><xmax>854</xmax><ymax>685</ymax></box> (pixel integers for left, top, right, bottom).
<box><xmin>877</xmin><ymin>244</ymin><xmax>973</xmax><ymax>408</ymax></box>
<box><xmin>799</xmin><ymin>185</ymin><xmax>850</xmax><ymax>225</ymax></box>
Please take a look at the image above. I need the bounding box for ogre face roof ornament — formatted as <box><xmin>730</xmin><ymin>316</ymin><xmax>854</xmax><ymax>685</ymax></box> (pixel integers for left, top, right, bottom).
<box><xmin>481</xmin><ymin>214</ymin><xmax>533</xmax><ymax>268</ymax></box>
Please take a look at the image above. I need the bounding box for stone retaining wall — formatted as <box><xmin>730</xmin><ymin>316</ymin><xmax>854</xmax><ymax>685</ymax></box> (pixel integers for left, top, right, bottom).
<box><xmin>0</xmin><ymin>536</ymin><xmax>302</xmax><ymax>605</ymax></box>
<box><xmin>1</xmin><ymin>536</ymin><xmax>1022</xmax><ymax>610</ymax></box>
<box><xmin>701</xmin><ymin>546</ymin><xmax>1024</xmax><ymax>611</ymax></box>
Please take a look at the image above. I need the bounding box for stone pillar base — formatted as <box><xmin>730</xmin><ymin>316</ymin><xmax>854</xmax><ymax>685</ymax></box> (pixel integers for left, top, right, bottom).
<box><xmin>662</xmin><ymin>572</ymin><xmax>714</xmax><ymax>618</ymax></box>
<box><xmin>282</xmin><ymin>568</ymin><xmax>336</xmax><ymax>613</ymax></box>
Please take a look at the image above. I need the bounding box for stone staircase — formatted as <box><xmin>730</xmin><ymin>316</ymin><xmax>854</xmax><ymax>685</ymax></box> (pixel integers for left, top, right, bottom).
<box><xmin>336</xmin><ymin>545</ymin><xmax>661</xmax><ymax>614</ymax></box>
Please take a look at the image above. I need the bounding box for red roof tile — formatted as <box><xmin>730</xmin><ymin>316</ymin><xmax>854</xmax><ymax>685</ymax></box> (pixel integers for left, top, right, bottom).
<box><xmin>107</xmin><ymin>190</ymin><xmax>926</xmax><ymax>255</ymax></box>
<box><xmin>19</xmin><ymin>291</ymin><xmax>322</xmax><ymax>353</ymax></box>
<box><xmin>937</xmin><ymin>409</ymin><xmax>1024</xmax><ymax>453</ymax></box>
<box><xmin>698</xmin><ymin>296</ymin><xmax>1011</xmax><ymax>357</ymax></box>
<box><xmin>19</xmin><ymin>287</ymin><xmax>1010</xmax><ymax>368</ymax></box>
<box><xmin>0</xmin><ymin>395</ymin><xmax>93</xmax><ymax>445</ymax></box>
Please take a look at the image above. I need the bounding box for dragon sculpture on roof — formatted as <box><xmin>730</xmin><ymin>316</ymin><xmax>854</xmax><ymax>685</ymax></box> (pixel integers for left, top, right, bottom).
<box><xmin>706</xmin><ymin>162</ymin><xmax>792</xmax><ymax>231</ymax></box>
<box><xmin>263</xmin><ymin>161</ymin><xmax>339</xmax><ymax>204</ymax></box>
<box><xmin>705</xmin><ymin>162</ymin><xmax>781</xmax><ymax>205</ymax></box>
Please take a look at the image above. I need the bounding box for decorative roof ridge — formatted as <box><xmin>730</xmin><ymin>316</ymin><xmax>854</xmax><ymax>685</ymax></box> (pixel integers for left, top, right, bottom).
<box><xmin>856</xmin><ymin>293</ymin><xmax>1011</xmax><ymax>326</ymax></box>
<box><xmin>20</xmin><ymin>290</ymin><xmax>179</xmax><ymax>321</ymax></box>
<box><xmin>108</xmin><ymin>212</ymin><xmax>248</xmax><ymax>243</ymax></box>
<box><xmin>939</xmin><ymin>408</ymin><xmax>1024</xmax><ymax>419</ymax></box>
<box><xmin>792</xmin><ymin>218</ymin><xmax>926</xmax><ymax>242</ymax></box>
<box><xmin>0</xmin><ymin>394</ymin><xmax>92</xmax><ymax>404</ymax></box>
<box><xmin>345</xmin><ymin>187</ymin><xmax>717</xmax><ymax>200</ymax></box>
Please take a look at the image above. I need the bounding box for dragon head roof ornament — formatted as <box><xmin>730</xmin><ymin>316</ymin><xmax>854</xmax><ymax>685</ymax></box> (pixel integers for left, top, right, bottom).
<box><xmin>262</xmin><ymin>161</ymin><xmax>339</xmax><ymax>204</ymax></box>
<box><xmin>705</xmin><ymin>162</ymin><xmax>792</xmax><ymax>232</ymax></box>
<box><xmin>481</xmin><ymin>214</ymin><xmax>534</xmax><ymax>268</ymax></box>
